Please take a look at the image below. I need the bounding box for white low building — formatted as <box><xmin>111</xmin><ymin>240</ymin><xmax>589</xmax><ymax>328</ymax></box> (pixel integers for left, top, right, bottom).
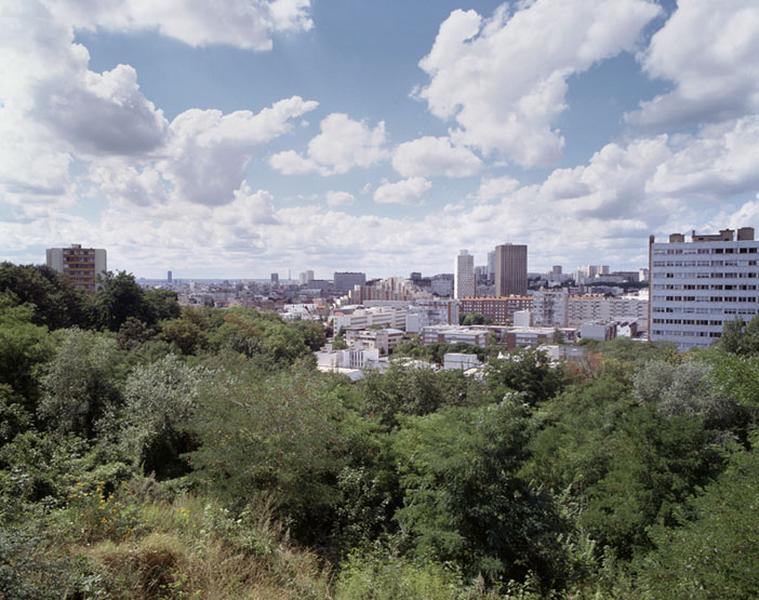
<box><xmin>443</xmin><ymin>352</ymin><xmax>482</xmax><ymax>371</ymax></box>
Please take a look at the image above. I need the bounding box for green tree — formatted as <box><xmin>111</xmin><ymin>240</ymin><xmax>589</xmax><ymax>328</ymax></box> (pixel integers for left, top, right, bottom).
<box><xmin>143</xmin><ymin>288</ymin><xmax>181</xmax><ymax>322</ymax></box>
<box><xmin>0</xmin><ymin>301</ymin><xmax>55</xmax><ymax>413</ymax></box>
<box><xmin>121</xmin><ymin>354</ymin><xmax>206</xmax><ymax>478</ymax></box>
<box><xmin>37</xmin><ymin>328</ymin><xmax>127</xmax><ymax>438</ymax></box>
<box><xmin>94</xmin><ymin>271</ymin><xmax>151</xmax><ymax>331</ymax></box>
<box><xmin>360</xmin><ymin>364</ymin><xmax>484</xmax><ymax>429</ymax></box>
<box><xmin>636</xmin><ymin>446</ymin><xmax>759</xmax><ymax>600</ymax></box>
<box><xmin>160</xmin><ymin>317</ymin><xmax>206</xmax><ymax>355</ymax></box>
<box><xmin>393</xmin><ymin>399</ymin><xmax>568</xmax><ymax>586</ymax></box>
<box><xmin>0</xmin><ymin>262</ymin><xmax>92</xmax><ymax>329</ymax></box>
<box><xmin>116</xmin><ymin>316</ymin><xmax>156</xmax><ymax>351</ymax></box>
<box><xmin>720</xmin><ymin>315</ymin><xmax>759</xmax><ymax>355</ymax></box>
<box><xmin>188</xmin><ymin>365</ymin><xmax>349</xmax><ymax>543</ymax></box>
<box><xmin>633</xmin><ymin>359</ymin><xmax>741</xmax><ymax>428</ymax></box>
<box><xmin>459</xmin><ymin>312</ymin><xmax>493</xmax><ymax>326</ymax></box>
<box><xmin>485</xmin><ymin>348</ymin><xmax>566</xmax><ymax>406</ymax></box>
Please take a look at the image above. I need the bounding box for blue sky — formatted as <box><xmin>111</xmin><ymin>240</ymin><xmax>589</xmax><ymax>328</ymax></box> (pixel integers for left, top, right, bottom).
<box><xmin>2</xmin><ymin>0</ymin><xmax>759</xmax><ymax>278</ymax></box>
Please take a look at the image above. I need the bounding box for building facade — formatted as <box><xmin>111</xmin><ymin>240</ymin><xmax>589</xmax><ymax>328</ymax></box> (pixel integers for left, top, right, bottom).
<box><xmin>459</xmin><ymin>296</ymin><xmax>532</xmax><ymax>325</ymax></box>
<box><xmin>649</xmin><ymin>226</ymin><xmax>759</xmax><ymax>349</ymax></box>
<box><xmin>454</xmin><ymin>250</ymin><xmax>475</xmax><ymax>299</ymax></box>
<box><xmin>334</xmin><ymin>271</ymin><xmax>367</xmax><ymax>292</ymax></box>
<box><xmin>46</xmin><ymin>244</ymin><xmax>106</xmax><ymax>292</ymax></box>
<box><xmin>494</xmin><ymin>243</ymin><xmax>528</xmax><ymax>296</ymax></box>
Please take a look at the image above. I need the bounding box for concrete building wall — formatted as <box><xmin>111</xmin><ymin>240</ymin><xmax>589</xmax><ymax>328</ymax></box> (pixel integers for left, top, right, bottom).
<box><xmin>650</xmin><ymin>227</ymin><xmax>759</xmax><ymax>349</ymax></box>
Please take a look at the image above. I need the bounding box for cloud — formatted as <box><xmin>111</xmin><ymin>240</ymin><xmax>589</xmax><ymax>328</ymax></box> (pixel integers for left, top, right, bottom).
<box><xmin>392</xmin><ymin>136</ymin><xmax>481</xmax><ymax>178</ymax></box>
<box><xmin>647</xmin><ymin>116</ymin><xmax>759</xmax><ymax>197</ymax></box>
<box><xmin>269</xmin><ymin>113</ymin><xmax>388</xmax><ymax>175</ymax></box>
<box><xmin>474</xmin><ymin>175</ymin><xmax>520</xmax><ymax>201</ymax></box>
<box><xmin>160</xmin><ymin>97</ymin><xmax>318</xmax><ymax>205</ymax></box>
<box><xmin>373</xmin><ymin>177</ymin><xmax>431</xmax><ymax>205</ymax></box>
<box><xmin>325</xmin><ymin>190</ymin><xmax>355</xmax><ymax>207</ymax></box>
<box><xmin>416</xmin><ymin>0</ymin><xmax>660</xmax><ymax>167</ymax></box>
<box><xmin>0</xmin><ymin>0</ymin><xmax>167</xmax><ymax>161</ymax></box>
<box><xmin>628</xmin><ymin>0</ymin><xmax>759</xmax><ymax>128</ymax></box>
<box><xmin>42</xmin><ymin>0</ymin><xmax>313</xmax><ymax>51</ymax></box>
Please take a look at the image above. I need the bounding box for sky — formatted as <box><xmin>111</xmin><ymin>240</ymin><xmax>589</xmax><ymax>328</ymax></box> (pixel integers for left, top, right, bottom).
<box><xmin>2</xmin><ymin>0</ymin><xmax>759</xmax><ymax>279</ymax></box>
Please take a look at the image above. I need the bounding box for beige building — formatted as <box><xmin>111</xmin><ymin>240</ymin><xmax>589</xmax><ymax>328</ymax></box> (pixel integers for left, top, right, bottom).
<box><xmin>46</xmin><ymin>244</ymin><xmax>107</xmax><ymax>292</ymax></box>
<box><xmin>495</xmin><ymin>243</ymin><xmax>528</xmax><ymax>296</ymax></box>
<box><xmin>460</xmin><ymin>296</ymin><xmax>532</xmax><ymax>325</ymax></box>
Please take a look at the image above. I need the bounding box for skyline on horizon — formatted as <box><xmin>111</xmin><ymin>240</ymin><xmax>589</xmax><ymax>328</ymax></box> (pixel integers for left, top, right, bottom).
<box><xmin>3</xmin><ymin>0</ymin><xmax>759</xmax><ymax>278</ymax></box>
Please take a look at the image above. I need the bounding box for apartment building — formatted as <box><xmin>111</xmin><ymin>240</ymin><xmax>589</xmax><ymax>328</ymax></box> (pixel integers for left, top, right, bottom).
<box><xmin>46</xmin><ymin>244</ymin><xmax>106</xmax><ymax>292</ymax></box>
<box><xmin>649</xmin><ymin>226</ymin><xmax>759</xmax><ymax>349</ymax></box>
<box><xmin>566</xmin><ymin>295</ymin><xmax>648</xmax><ymax>328</ymax></box>
<box><xmin>459</xmin><ymin>296</ymin><xmax>532</xmax><ymax>325</ymax></box>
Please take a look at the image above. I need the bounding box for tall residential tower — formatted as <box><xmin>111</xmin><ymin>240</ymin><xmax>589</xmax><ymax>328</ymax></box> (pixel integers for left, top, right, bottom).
<box><xmin>46</xmin><ymin>244</ymin><xmax>107</xmax><ymax>292</ymax></box>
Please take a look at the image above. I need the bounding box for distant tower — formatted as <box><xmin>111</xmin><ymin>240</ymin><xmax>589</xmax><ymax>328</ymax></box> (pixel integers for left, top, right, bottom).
<box><xmin>454</xmin><ymin>250</ymin><xmax>475</xmax><ymax>299</ymax></box>
<box><xmin>167</xmin><ymin>270</ymin><xmax>173</xmax><ymax>283</ymax></box>
<box><xmin>271</xmin><ymin>273</ymin><xmax>279</xmax><ymax>285</ymax></box>
<box><xmin>494</xmin><ymin>243</ymin><xmax>528</xmax><ymax>296</ymax></box>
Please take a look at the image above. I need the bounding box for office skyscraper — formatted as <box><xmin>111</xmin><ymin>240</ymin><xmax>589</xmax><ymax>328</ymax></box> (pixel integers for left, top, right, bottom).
<box><xmin>454</xmin><ymin>250</ymin><xmax>475</xmax><ymax>299</ymax></box>
<box><xmin>46</xmin><ymin>244</ymin><xmax>106</xmax><ymax>292</ymax></box>
<box><xmin>494</xmin><ymin>243</ymin><xmax>528</xmax><ymax>296</ymax></box>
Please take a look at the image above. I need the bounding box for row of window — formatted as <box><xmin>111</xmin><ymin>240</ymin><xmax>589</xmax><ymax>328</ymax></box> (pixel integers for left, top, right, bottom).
<box><xmin>652</xmin><ymin>330</ymin><xmax>722</xmax><ymax>338</ymax></box>
<box><xmin>653</xmin><ymin>307</ymin><xmax>757</xmax><ymax>315</ymax></box>
<box><xmin>652</xmin><ymin>284</ymin><xmax>759</xmax><ymax>290</ymax></box>
<box><xmin>652</xmin><ymin>260</ymin><xmax>758</xmax><ymax>267</ymax></box>
<box><xmin>654</xmin><ymin>272</ymin><xmax>759</xmax><ymax>279</ymax></box>
<box><xmin>653</xmin><ymin>319</ymin><xmax>723</xmax><ymax>326</ymax></box>
<box><xmin>656</xmin><ymin>296</ymin><xmax>759</xmax><ymax>303</ymax></box>
<box><xmin>653</xmin><ymin>247</ymin><xmax>758</xmax><ymax>255</ymax></box>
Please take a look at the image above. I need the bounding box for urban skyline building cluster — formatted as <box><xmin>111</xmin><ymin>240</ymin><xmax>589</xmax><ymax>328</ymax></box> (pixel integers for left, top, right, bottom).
<box><xmin>43</xmin><ymin>224</ymin><xmax>759</xmax><ymax>352</ymax></box>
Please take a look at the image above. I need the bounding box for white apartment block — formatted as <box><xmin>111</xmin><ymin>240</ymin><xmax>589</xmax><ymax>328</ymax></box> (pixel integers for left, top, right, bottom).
<box><xmin>455</xmin><ymin>250</ymin><xmax>475</xmax><ymax>299</ymax></box>
<box><xmin>566</xmin><ymin>295</ymin><xmax>648</xmax><ymax>329</ymax></box>
<box><xmin>421</xmin><ymin>325</ymin><xmax>490</xmax><ymax>348</ymax></box>
<box><xmin>332</xmin><ymin>306</ymin><xmax>407</xmax><ymax>332</ymax></box>
<box><xmin>649</xmin><ymin>227</ymin><xmax>759</xmax><ymax>350</ymax></box>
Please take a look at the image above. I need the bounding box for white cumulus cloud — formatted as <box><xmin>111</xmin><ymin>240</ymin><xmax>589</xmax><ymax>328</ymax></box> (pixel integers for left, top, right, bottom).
<box><xmin>392</xmin><ymin>136</ymin><xmax>481</xmax><ymax>178</ymax></box>
<box><xmin>628</xmin><ymin>0</ymin><xmax>759</xmax><ymax>128</ymax></box>
<box><xmin>269</xmin><ymin>113</ymin><xmax>388</xmax><ymax>175</ymax></box>
<box><xmin>325</xmin><ymin>190</ymin><xmax>355</xmax><ymax>207</ymax></box>
<box><xmin>41</xmin><ymin>0</ymin><xmax>313</xmax><ymax>51</ymax></box>
<box><xmin>373</xmin><ymin>177</ymin><xmax>431</xmax><ymax>205</ymax></box>
<box><xmin>417</xmin><ymin>0</ymin><xmax>660</xmax><ymax>167</ymax></box>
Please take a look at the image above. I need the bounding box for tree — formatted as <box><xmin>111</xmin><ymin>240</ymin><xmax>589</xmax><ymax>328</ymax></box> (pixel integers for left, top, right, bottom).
<box><xmin>120</xmin><ymin>354</ymin><xmax>206</xmax><ymax>478</ymax></box>
<box><xmin>0</xmin><ymin>301</ymin><xmax>55</xmax><ymax>413</ymax></box>
<box><xmin>38</xmin><ymin>328</ymin><xmax>127</xmax><ymax>438</ymax></box>
<box><xmin>459</xmin><ymin>312</ymin><xmax>492</xmax><ymax>326</ymax></box>
<box><xmin>188</xmin><ymin>365</ymin><xmax>349</xmax><ymax>543</ymax></box>
<box><xmin>636</xmin><ymin>447</ymin><xmax>759</xmax><ymax>600</ymax></box>
<box><xmin>160</xmin><ymin>317</ymin><xmax>206</xmax><ymax>355</ymax></box>
<box><xmin>633</xmin><ymin>359</ymin><xmax>741</xmax><ymax>429</ymax></box>
<box><xmin>94</xmin><ymin>271</ymin><xmax>151</xmax><ymax>331</ymax></box>
<box><xmin>720</xmin><ymin>315</ymin><xmax>759</xmax><ymax>355</ymax></box>
<box><xmin>143</xmin><ymin>288</ymin><xmax>181</xmax><ymax>322</ymax></box>
<box><xmin>485</xmin><ymin>348</ymin><xmax>566</xmax><ymax>406</ymax></box>
<box><xmin>116</xmin><ymin>316</ymin><xmax>156</xmax><ymax>351</ymax></box>
<box><xmin>393</xmin><ymin>400</ymin><xmax>568</xmax><ymax>586</ymax></box>
<box><xmin>0</xmin><ymin>262</ymin><xmax>92</xmax><ymax>329</ymax></box>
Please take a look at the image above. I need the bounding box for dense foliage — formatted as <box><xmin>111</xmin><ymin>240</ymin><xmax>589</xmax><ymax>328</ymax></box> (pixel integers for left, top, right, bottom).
<box><xmin>1</xmin><ymin>262</ymin><xmax>757</xmax><ymax>598</ymax></box>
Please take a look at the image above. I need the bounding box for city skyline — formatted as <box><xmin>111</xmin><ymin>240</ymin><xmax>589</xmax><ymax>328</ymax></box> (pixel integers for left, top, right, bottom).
<box><xmin>3</xmin><ymin>1</ymin><xmax>759</xmax><ymax>278</ymax></box>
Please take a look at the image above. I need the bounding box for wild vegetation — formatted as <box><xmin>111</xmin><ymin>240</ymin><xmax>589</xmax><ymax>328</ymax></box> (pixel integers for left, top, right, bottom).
<box><xmin>1</xmin><ymin>260</ymin><xmax>757</xmax><ymax>599</ymax></box>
